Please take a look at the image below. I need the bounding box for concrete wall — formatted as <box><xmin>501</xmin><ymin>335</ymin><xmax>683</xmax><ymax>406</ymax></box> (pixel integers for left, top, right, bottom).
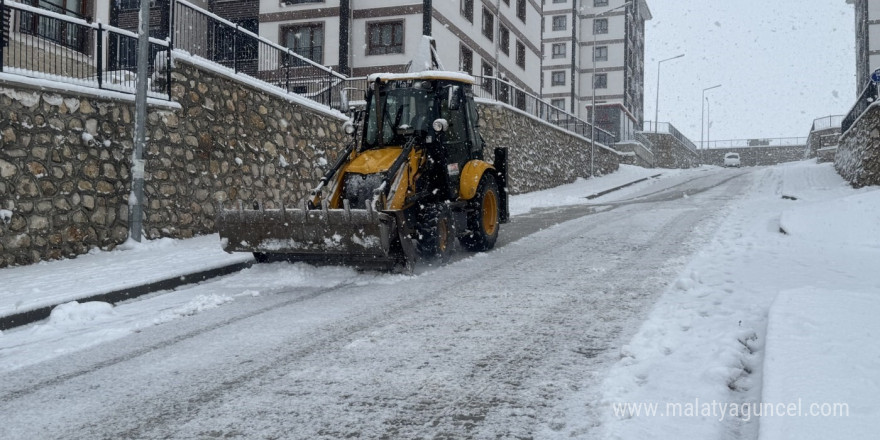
<box><xmin>701</xmin><ymin>146</ymin><xmax>807</xmax><ymax>167</ymax></box>
<box><xmin>837</xmin><ymin>103</ymin><xmax>880</xmax><ymax>188</ymax></box>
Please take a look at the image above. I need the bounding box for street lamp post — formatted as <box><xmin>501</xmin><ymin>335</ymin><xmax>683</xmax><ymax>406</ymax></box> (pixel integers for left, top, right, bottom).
<box><xmin>590</xmin><ymin>1</ymin><xmax>631</xmax><ymax>177</ymax></box>
<box><xmin>706</xmin><ymin>97</ymin><xmax>712</xmax><ymax>151</ymax></box>
<box><xmin>653</xmin><ymin>53</ymin><xmax>684</xmax><ymax>132</ymax></box>
<box><xmin>129</xmin><ymin>0</ymin><xmax>150</xmax><ymax>242</ymax></box>
<box><xmin>701</xmin><ymin>84</ymin><xmax>721</xmax><ymax>163</ymax></box>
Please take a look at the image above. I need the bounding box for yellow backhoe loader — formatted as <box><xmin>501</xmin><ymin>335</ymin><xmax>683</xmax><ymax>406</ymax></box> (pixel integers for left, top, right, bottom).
<box><xmin>216</xmin><ymin>71</ymin><xmax>509</xmax><ymax>272</ymax></box>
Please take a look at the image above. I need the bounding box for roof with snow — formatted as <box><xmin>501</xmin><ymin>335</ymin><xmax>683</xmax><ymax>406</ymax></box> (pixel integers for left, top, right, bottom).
<box><xmin>366</xmin><ymin>71</ymin><xmax>476</xmax><ymax>85</ymax></box>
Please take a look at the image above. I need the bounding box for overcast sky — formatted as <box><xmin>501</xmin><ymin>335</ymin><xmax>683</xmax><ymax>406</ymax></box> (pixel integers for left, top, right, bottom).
<box><xmin>643</xmin><ymin>0</ymin><xmax>856</xmax><ymax>143</ymax></box>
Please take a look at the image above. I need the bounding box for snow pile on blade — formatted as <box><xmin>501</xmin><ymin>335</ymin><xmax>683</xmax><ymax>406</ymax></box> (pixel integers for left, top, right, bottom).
<box><xmin>216</xmin><ymin>203</ymin><xmax>401</xmax><ymax>269</ymax></box>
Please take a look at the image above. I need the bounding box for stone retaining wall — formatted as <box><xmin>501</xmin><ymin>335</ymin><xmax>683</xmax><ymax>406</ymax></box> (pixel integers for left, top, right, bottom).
<box><xmin>614</xmin><ymin>140</ymin><xmax>654</xmax><ymax>168</ymax></box>
<box><xmin>477</xmin><ymin>101</ymin><xmax>620</xmax><ymax>194</ymax></box>
<box><xmin>837</xmin><ymin>104</ymin><xmax>880</xmax><ymax>187</ymax></box>
<box><xmin>1</xmin><ymin>58</ymin><xmax>619</xmax><ymax>267</ymax></box>
<box><xmin>805</xmin><ymin>127</ymin><xmax>841</xmax><ymax>160</ymax></box>
<box><xmin>701</xmin><ymin>146</ymin><xmax>806</xmax><ymax>167</ymax></box>
<box><xmin>0</xmin><ymin>86</ymin><xmax>137</xmax><ymax>266</ymax></box>
<box><xmin>817</xmin><ymin>147</ymin><xmax>837</xmax><ymax>164</ymax></box>
<box><xmin>639</xmin><ymin>132</ymin><xmax>698</xmax><ymax>169</ymax></box>
<box><xmin>0</xmin><ymin>58</ymin><xmax>349</xmax><ymax>267</ymax></box>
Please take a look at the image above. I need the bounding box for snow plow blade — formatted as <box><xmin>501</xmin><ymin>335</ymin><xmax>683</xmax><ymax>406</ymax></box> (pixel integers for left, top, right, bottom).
<box><xmin>217</xmin><ymin>203</ymin><xmax>410</xmax><ymax>271</ymax></box>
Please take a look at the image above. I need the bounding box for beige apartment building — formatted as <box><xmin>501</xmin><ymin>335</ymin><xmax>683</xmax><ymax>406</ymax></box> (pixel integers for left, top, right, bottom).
<box><xmin>258</xmin><ymin>0</ymin><xmax>543</xmax><ymax>95</ymax></box>
<box><xmin>541</xmin><ymin>0</ymin><xmax>651</xmax><ymax>141</ymax></box>
<box><xmin>847</xmin><ymin>0</ymin><xmax>880</xmax><ymax>90</ymax></box>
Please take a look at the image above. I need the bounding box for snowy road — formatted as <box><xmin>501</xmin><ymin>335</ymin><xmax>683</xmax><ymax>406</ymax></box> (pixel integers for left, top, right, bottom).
<box><xmin>0</xmin><ymin>168</ymin><xmax>750</xmax><ymax>439</ymax></box>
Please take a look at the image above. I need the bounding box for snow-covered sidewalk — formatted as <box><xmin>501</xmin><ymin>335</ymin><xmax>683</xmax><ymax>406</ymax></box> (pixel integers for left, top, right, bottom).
<box><xmin>588</xmin><ymin>161</ymin><xmax>880</xmax><ymax>439</ymax></box>
<box><xmin>0</xmin><ymin>165</ymin><xmax>663</xmax><ymax>326</ymax></box>
<box><xmin>0</xmin><ymin>235</ymin><xmax>253</xmax><ymax>325</ymax></box>
<box><xmin>760</xmin><ymin>288</ymin><xmax>880</xmax><ymax>440</ymax></box>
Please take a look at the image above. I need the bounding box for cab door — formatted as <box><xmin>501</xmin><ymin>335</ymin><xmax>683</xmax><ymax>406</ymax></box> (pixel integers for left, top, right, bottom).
<box><xmin>439</xmin><ymin>84</ymin><xmax>470</xmax><ymax>198</ymax></box>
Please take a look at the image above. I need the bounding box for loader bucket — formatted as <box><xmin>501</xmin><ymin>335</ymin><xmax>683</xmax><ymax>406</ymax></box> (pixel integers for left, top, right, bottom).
<box><xmin>216</xmin><ymin>202</ymin><xmax>406</xmax><ymax>270</ymax></box>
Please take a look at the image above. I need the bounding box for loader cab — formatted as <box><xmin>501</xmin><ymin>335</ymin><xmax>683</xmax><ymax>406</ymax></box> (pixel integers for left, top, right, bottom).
<box><xmin>361</xmin><ymin>74</ymin><xmax>484</xmax><ymax>200</ymax></box>
<box><xmin>363</xmin><ymin>79</ymin><xmax>437</xmax><ymax>149</ymax></box>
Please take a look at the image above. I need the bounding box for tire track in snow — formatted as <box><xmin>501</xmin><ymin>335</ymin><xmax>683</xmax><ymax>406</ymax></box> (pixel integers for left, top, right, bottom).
<box><xmin>101</xmin><ymin>204</ymin><xmax>616</xmax><ymax>440</ymax></box>
<box><xmin>0</xmin><ymin>282</ymin><xmax>353</xmax><ymax>402</ymax></box>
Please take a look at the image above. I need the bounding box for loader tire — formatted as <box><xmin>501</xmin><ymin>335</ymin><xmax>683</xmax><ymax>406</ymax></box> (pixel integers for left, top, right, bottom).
<box><xmin>416</xmin><ymin>203</ymin><xmax>454</xmax><ymax>263</ymax></box>
<box><xmin>460</xmin><ymin>174</ymin><xmax>499</xmax><ymax>252</ymax></box>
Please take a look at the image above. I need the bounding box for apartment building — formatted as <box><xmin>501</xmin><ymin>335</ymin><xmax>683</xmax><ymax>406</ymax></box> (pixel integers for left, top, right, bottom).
<box><xmin>541</xmin><ymin>0</ymin><xmax>651</xmax><ymax>141</ymax></box>
<box><xmin>259</xmin><ymin>0</ymin><xmax>542</xmax><ymax>95</ymax></box>
<box><xmin>847</xmin><ymin>0</ymin><xmax>880</xmax><ymax>90</ymax></box>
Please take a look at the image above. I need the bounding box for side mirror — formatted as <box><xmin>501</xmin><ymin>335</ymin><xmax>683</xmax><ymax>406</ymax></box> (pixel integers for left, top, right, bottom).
<box><xmin>342</xmin><ymin>120</ymin><xmax>355</xmax><ymax>135</ymax></box>
<box><xmin>447</xmin><ymin>86</ymin><xmax>461</xmax><ymax>111</ymax></box>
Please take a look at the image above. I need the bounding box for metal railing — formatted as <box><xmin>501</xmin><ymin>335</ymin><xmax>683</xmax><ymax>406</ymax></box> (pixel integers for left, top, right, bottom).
<box><xmin>1</xmin><ymin>0</ymin><xmax>171</xmax><ymax>99</ymax></box>
<box><xmin>171</xmin><ymin>0</ymin><xmax>347</xmax><ymax>109</ymax></box>
<box><xmin>343</xmin><ymin>76</ymin><xmax>368</xmax><ymax>104</ymax></box>
<box><xmin>642</xmin><ymin>121</ymin><xmax>698</xmax><ymax>152</ymax></box>
<box><xmin>842</xmin><ymin>81</ymin><xmax>878</xmax><ymax>134</ymax></box>
<box><xmin>811</xmin><ymin>115</ymin><xmax>843</xmax><ymax>132</ymax></box>
<box><xmin>472</xmin><ymin>75</ymin><xmax>616</xmax><ymax>146</ymax></box>
<box><xmin>701</xmin><ymin>137</ymin><xmax>807</xmax><ymax>150</ymax></box>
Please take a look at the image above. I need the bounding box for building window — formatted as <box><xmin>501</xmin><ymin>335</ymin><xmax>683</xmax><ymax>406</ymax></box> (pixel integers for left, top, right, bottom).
<box><xmin>482</xmin><ymin>61</ymin><xmax>494</xmax><ymax>91</ymax></box>
<box><xmin>594</xmin><ymin>73</ymin><xmax>607</xmax><ymax>89</ymax></box>
<box><xmin>461</xmin><ymin>0</ymin><xmax>474</xmax><ymax>23</ymax></box>
<box><xmin>594</xmin><ymin>45</ymin><xmax>608</xmax><ymax>61</ymax></box>
<box><xmin>553</xmin><ymin>0</ymin><xmax>567</xmax><ymax>4</ymax></box>
<box><xmin>594</xmin><ymin>0</ymin><xmax>609</xmax><ymax>6</ymax></box>
<box><xmin>552</xmin><ymin>15</ymin><xmax>566</xmax><ymax>31</ymax></box>
<box><xmin>482</xmin><ymin>8</ymin><xmax>494</xmax><ymax>41</ymax></box>
<box><xmin>594</xmin><ymin>18</ymin><xmax>608</xmax><ymax>34</ymax></box>
<box><xmin>551</xmin><ymin>43</ymin><xmax>566</xmax><ymax>59</ymax></box>
<box><xmin>503</xmin><ymin>0</ymin><xmax>510</xmax><ymax>5</ymax></box>
<box><xmin>482</xmin><ymin>61</ymin><xmax>494</xmax><ymax>78</ymax></box>
<box><xmin>551</xmin><ymin>71</ymin><xmax>566</xmax><ymax>86</ymax></box>
<box><xmin>515</xmin><ymin>40</ymin><xmax>525</xmax><ymax>68</ymax></box>
<box><xmin>551</xmin><ymin>98</ymin><xmax>565</xmax><ymax>109</ymax></box>
<box><xmin>460</xmin><ymin>45</ymin><xmax>473</xmax><ymax>74</ymax></box>
<box><xmin>499</xmin><ymin>25</ymin><xmax>510</xmax><ymax>56</ymax></box>
<box><xmin>516</xmin><ymin>0</ymin><xmax>526</xmax><ymax>23</ymax></box>
<box><xmin>367</xmin><ymin>21</ymin><xmax>404</xmax><ymax>55</ymax></box>
<box><xmin>283</xmin><ymin>23</ymin><xmax>323</xmax><ymax>64</ymax></box>
<box><xmin>283</xmin><ymin>0</ymin><xmax>324</xmax><ymax>4</ymax></box>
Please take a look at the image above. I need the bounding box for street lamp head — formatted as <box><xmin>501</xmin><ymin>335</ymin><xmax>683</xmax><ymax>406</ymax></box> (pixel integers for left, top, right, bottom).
<box><xmin>659</xmin><ymin>54</ymin><xmax>685</xmax><ymax>64</ymax></box>
<box><xmin>654</xmin><ymin>53</ymin><xmax>685</xmax><ymax>132</ymax></box>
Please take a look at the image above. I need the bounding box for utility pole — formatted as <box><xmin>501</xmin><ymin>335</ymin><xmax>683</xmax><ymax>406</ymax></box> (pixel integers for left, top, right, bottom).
<box><xmin>130</xmin><ymin>0</ymin><xmax>150</xmax><ymax>242</ymax></box>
